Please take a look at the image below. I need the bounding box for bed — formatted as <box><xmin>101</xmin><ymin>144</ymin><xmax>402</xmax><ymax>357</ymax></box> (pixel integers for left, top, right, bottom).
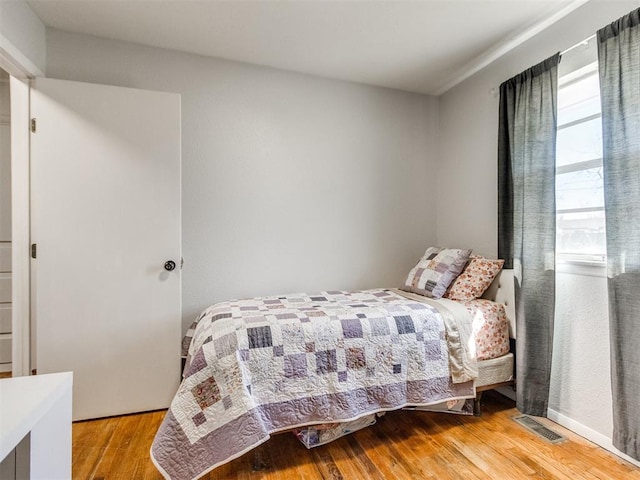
<box><xmin>151</xmin><ymin>252</ymin><xmax>515</xmax><ymax>480</ymax></box>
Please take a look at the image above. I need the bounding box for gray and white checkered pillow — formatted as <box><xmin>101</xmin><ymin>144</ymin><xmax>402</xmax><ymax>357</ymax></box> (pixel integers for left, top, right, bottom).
<box><xmin>401</xmin><ymin>247</ymin><xmax>472</xmax><ymax>299</ymax></box>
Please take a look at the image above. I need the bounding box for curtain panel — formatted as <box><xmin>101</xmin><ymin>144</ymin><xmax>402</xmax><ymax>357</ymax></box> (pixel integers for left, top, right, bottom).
<box><xmin>497</xmin><ymin>53</ymin><xmax>559</xmax><ymax>417</ymax></box>
<box><xmin>598</xmin><ymin>7</ymin><xmax>640</xmax><ymax>461</ymax></box>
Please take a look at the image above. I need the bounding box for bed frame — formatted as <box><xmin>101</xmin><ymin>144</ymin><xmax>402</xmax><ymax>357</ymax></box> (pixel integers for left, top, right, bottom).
<box><xmin>473</xmin><ymin>269</ymin><xmax>516</xmax><ymax>414</ymax></box>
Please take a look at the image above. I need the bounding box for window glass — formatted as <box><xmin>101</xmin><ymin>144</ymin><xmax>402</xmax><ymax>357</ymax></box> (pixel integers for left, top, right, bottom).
<box><xmin>556</xmin><ymin>117</ymin><xmax>602</xmax><ymax>167</ymax></box>
<box><xmin>557</xmin><ymin>74</ymin><xmax>601</xmax><ymax>126</ymax></box>
<box><xmin>557</xmin><ymin>211</ymin><xmax>606</xmax><ymax>256</ymax></box>
<box><xmin>556</xmin><ymin>166</ymin><xmax>604</xmax><ymax>211</ymax></box>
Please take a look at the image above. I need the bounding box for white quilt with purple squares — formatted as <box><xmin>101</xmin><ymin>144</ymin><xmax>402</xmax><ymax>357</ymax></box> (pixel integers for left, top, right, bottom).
<box><xmin>151</xmin><ymin>289</ymin><xmax>476</xmax><ymax>480</ymax></box>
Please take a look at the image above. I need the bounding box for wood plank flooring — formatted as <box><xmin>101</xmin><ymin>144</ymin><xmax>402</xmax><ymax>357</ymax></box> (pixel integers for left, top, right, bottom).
<box><xmin>73</xmin><ymin>391</ymin><xmax>640</xmax><ymax>479</ymax></box>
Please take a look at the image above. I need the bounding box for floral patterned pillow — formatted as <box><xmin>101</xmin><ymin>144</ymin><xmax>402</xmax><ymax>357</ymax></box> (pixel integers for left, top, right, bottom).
<box><xmin>461</xmin><ymin>299</ymin><xmax>510</xmax><ymax>361</ymax></box>
<box><xmin>444</xmin><ymin>255</ymin><xmax>505</xmax><ymax>301</ymax></box>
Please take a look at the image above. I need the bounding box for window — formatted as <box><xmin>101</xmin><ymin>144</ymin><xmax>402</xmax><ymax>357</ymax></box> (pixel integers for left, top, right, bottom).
<box><xmin>556</xmin><ymin>50</ymin><xmax>606</xmax><ymax>264</ymax></box>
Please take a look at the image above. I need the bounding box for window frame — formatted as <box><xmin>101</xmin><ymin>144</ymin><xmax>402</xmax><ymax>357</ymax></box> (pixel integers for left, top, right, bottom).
<box><xmin>555</xmin><ymin>60</ymin><xmax>607</xmax><ymax>269</ymax></box>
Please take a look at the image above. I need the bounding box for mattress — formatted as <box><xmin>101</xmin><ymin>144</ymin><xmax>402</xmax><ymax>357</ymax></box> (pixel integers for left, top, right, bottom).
<box><xmin>476</xmin><ymin>352</ymin><xmax>514</xmax><ymax>388</ymax></box>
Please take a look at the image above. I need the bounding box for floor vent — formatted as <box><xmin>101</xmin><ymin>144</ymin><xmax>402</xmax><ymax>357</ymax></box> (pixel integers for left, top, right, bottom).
<box><xmin>513</xmin><ymin>415</ymin><xmax>566</xmax><ymax>444</ymax></box>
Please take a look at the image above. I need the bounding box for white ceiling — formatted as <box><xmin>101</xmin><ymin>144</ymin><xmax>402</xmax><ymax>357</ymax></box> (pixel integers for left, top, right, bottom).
<box><xmin>27</xmin><ymin>0</ymin><xmax>580</xmax><ymax>95</ymax></box>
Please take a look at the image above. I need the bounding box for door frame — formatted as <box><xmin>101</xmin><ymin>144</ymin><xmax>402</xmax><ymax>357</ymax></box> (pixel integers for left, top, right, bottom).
<box><xmin>0</xmin><ymin>40</ymin><xmax>40</xmax><ymax>377</ymax></box>
<box><xmin>9</xmin><ymin>75</ymin><xmax>30</xmax><ymax>377</ymax></box>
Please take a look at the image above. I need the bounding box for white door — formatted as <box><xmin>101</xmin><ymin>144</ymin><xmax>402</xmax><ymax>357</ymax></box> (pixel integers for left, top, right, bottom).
<box><xmin>30</xmin><ymin>78</ymin><xmax>181</xmax><ymax>420</ymax></box>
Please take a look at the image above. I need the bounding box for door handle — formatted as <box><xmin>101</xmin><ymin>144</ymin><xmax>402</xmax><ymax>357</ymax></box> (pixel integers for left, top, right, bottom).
<box><xmin>164</xmin><ymin>260</ymin><xmax>176</xmax><ymax>271</ymax></box>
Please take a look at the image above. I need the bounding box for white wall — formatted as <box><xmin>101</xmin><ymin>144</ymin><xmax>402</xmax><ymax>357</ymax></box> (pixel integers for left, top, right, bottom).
<box><xmin>45</xmin><ymin>29</ymin><xmax>439</xmax><ymax>332</ymax></box>
<box><xmin>438</xmin><ymin>0</ymin><xmax>640</xmax><ymax>465</ymax></box>
<box><xmin>0</xmin><ymin>0</ymin><xmax>46</xmax><ymax>76</ymax></box>
<box><xmin>551</xmin><ymin>266</ymin><xmax>611</xmax><ymax>433</ymax></box>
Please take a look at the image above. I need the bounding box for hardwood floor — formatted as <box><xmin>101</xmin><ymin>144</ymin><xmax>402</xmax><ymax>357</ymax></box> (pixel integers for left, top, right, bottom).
<box><xmin>73</xmin><ymin>391</ymin><xmax>640</xmax><ymax>480</ymax></box>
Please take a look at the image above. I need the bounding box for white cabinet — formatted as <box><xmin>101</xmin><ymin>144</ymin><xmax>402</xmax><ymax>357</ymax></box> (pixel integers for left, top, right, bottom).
<box><xmin>0</xmin><ymin>372</ymin><xmax>73</xmax><ymax>479</ymax></box>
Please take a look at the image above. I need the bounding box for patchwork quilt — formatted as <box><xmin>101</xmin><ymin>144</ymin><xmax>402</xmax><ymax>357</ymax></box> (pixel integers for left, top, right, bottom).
<box><xmin>151</xmin><ymin>289</ymin><xmax>477</xmax><ymax>480</ymax></box>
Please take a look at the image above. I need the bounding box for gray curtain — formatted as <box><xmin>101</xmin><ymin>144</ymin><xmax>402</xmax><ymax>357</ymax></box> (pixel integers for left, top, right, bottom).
<box><xmin>598</xmin><ymin>8</ymin><xmax>640</xmax><ymax>461</ymax></box>
<box><xmin>498</xmin><ymin>54</ymin><xmax>559</xmax><ymax>417</ymax></box>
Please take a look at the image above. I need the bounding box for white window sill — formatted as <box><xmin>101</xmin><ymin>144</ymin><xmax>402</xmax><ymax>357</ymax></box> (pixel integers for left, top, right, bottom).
<box><xmin>557</xmin><ymin>259</ymin><xmax>607</xmax><ymax>277</ymax></box>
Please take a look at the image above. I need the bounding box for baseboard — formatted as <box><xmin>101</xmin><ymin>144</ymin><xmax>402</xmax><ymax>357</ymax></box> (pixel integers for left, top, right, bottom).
<box><xmin>547</xmin><ymin>408</ymin><xmax>640</xmax><ymax>468</ymax></box>
<box><xmin>0</xmin><ymin>363</ymin><xmax>11</xmax><ymax>373</ymax></box>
